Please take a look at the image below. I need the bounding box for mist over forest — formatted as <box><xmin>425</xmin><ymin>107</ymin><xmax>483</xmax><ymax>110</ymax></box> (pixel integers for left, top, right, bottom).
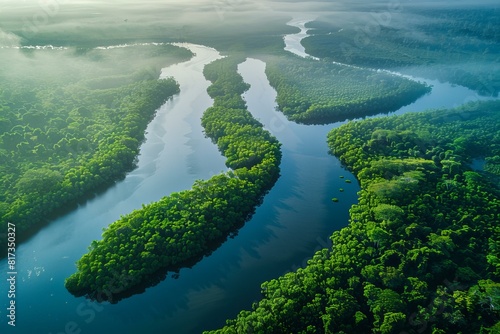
<box><xmin>0</xmin><ymin>0</ymin><xmax>496</xmax><ymax>77</ymax></box>
<box><xmin>1</xmin><ymin>0</ymin><xmax>495</xmax><ymax>46</ymax></box>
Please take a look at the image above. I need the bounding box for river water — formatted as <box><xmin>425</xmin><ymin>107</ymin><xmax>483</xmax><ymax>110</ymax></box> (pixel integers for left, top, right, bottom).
<box><xmin>1</xmin><ymin>20</ymin><xmax>494</xmax><ymax>334</ymax></box>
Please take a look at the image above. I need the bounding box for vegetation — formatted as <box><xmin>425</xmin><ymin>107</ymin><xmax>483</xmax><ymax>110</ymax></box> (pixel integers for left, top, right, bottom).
<box><xmin>205</xmin><ymin>100</ymin><xmax>500</xmax><ymax>333</ymax></box>
<box><xmin>263</xmin><ymin>54</ymin><xmax>430</xmax><ymax>124</ymax></box>
<box><xmin>1</xmin><ymin>2</ymin><xmax>498</xmax><ymax>332</ymax></box>
<box><xmin>64</xmin><ymin>55</ymin><xmax>282</xmax><ymax>300</ymax></box>
<box><xmin>0</xmin><ymin>45</ymin><xmax>191</xmax><ymax>253</ymax></box>
<box><xmin>302</xmin><ymin>7</ymin><xmax>500</xmax><ymax>96</ymax></box>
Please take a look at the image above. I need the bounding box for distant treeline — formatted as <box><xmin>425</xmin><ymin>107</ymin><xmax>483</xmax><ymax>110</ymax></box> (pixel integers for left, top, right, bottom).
<box><xmin>64</xmin><ymin>55</ymin><xmax>282</xmax><ymax>300</ymax></box>
<box><xmin>302</xmin><ymin>7</ymin><xmax>500</xmax><ymax>96</ymax></box>
<box><xmin>264</xmin><ymin>54</ymin><xmax>430</xmax><ymax>124</ymax></box>
<box><xmin>206</xmin><ymin>100</ymin><xmax>500</xmax><ymax>333</ymax></box>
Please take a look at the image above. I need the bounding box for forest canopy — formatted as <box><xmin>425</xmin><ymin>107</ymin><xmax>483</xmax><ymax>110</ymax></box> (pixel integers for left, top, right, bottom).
<box><xmin>206</xmin><ymin>100</ymin><xmax>500</xmax><ymax>333</ymax></box>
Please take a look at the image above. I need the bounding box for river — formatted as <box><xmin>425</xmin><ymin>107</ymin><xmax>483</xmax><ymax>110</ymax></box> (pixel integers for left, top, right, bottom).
<box><xmin>1</xmin><ymin>19</ymin><xmax>494</xmax><ymax>334</ymax></box>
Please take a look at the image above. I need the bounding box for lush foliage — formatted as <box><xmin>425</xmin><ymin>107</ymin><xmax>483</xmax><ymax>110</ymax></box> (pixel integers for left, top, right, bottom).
<box><xmin>302</xmin><ymin>7</ymin><xmax>500</xmax><ymax>96</ymax></box>
<box><xmin>205</xmin><ymin>101</ymin><xmax>500</xmax><ymax>333</ymax></box>
<box><xmin>64</xmin><ymin>56</ymin><xmax>282</xmax><ymax>300</ymax></box>
<box><xmin>0</xmin><ymin>45</ymin><xmax>190</xmax><ymax>253</ymax></box>
<box><xmin>264</xmin><ymin>54</ymin><xmax>430</xmax><ymax>124</ymax></box>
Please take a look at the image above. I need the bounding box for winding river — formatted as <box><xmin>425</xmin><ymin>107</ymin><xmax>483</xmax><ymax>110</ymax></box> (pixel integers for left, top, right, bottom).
<box><xmin>1</xmin><ymin>19</ymin><xmax>495</xmax><ymax>334</ymax></box>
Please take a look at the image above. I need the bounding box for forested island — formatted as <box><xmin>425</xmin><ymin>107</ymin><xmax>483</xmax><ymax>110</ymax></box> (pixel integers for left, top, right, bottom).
<box><xmin>65</xmin><ymin>56</ymin><xmax>282</xmax><ymax>300</ymax></box>
<box><xmin>0</xmin><ymin>45</ymin><xmax>191</xmax><ymax>253</ymax></box>
<box><xmin>206</xmin><ymin>101</ymin><xmax>500</xmax><ymax>333</ymax></box>
<box><xmin>264</xmin><ymin>54</ymin><xmax>430</xmax><ymax>124</ymax></box>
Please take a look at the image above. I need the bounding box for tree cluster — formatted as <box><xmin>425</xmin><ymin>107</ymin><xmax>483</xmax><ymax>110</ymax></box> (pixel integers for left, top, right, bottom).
<box><xmin>264</xmin><ymin>54</ymin><xmax>430</xmax><ymax>125</ymax></box>
<box><xmin>206</xmin><ymin>101</ymin><xmax>500</xmax><ymax>333</ymax></box>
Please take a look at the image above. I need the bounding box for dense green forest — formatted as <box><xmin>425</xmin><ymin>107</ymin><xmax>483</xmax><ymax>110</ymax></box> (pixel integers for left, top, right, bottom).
<box><xmin>302</xmin><ymin>7</ymin><xmax>500</xmax><ymax>96</ymax></box>
<box><xmin>64</xmin><ymin>56</ymin><xmax>282</xmax><ymax>300</ymax></box>
<box><xmin>206</xmin><ymin>100</ymin><xmax>500</xmax><ymax>333</ymax></box>
<box><xmin>263</xmin><ymin>54</ymin><xmax>430</xmax><ymax>124</ymax></box>
<box><xmin>0</xmin><ymin>45</ymin><xmax>191</xmax><ymax>253</ymax></box>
